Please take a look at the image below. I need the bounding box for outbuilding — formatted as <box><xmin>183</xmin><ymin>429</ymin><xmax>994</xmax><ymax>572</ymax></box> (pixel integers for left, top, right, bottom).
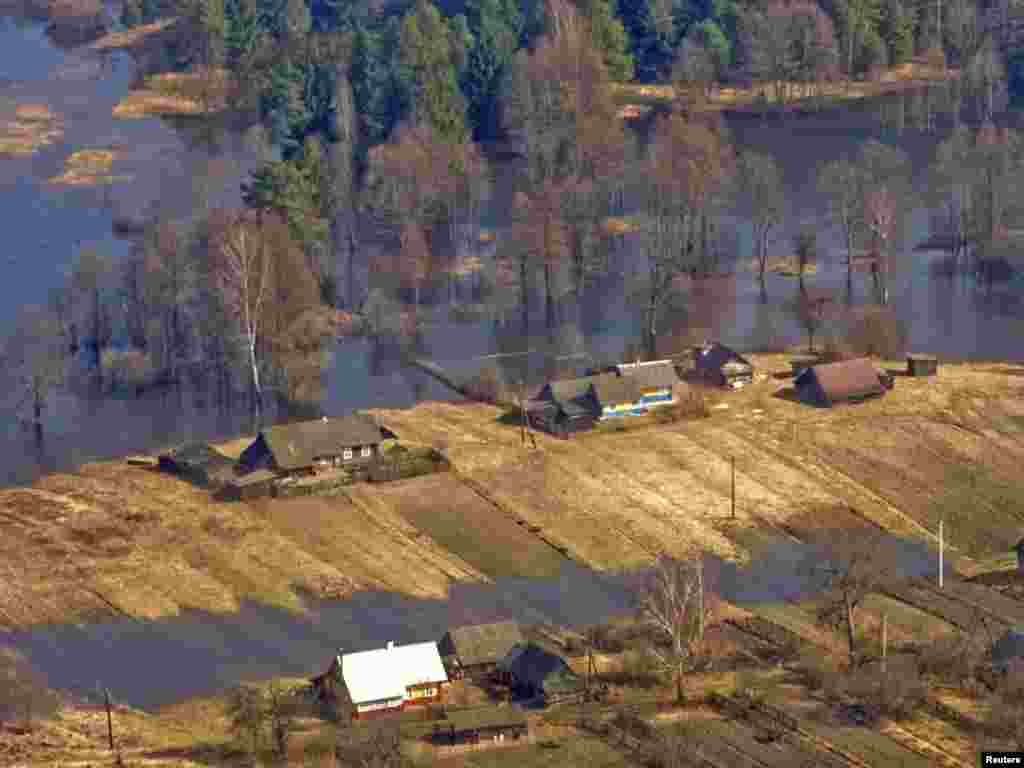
<box><xmin>239</xmin><ymin>414</ymin><xmax>388</xmax><ymax>476</ymax></box>
<box><xmin>794</xmin><ymin>358</ymin><xmax>886</xmax><ymax>407</ymax></box>
<box><xmin>495</xmin><ymin>643</ymin><xmax>584</xmax><ymax>705</ymax></box>
<box><xmin>439</xmin><ymin>621</ymin><xmax>524</xmax><ymax>680</ymax></box>
<box><xmin>1016</xmin><ymin>537</ymin><xmax>1024</xmax><ymax>576</ymax></box>
<box><xmin>693</xmin><ymin>343</ymin><xmax>754</xmax><ymax>388</ymax></box>
<box><xmin>907</xmin><ymin>354</ymin><xmax>938</xmax><ymax>377</ymax></box>
<box><xmin>616</xmin><ymin>360</ymin><xmax>684</xmax><ymax>408</ymax></box>
<box><xmin>991</xmin><ymin>627</ymin><xmax>1024</xmax><ymax>673</ymax></box>
<box><xmin>430</xmin><ymin>706</ymin><xmax>528</xmax><ymax>747</ymax></box>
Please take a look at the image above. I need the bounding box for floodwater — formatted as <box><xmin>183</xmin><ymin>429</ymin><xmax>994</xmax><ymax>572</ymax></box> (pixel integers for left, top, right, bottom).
<box><xmin>1</xmin><ymin>11</ymin><xmax>1022</xmax><ymax>485</ymax></box>
<box><xmin>0</xmin><ymin>532</ymin><xmax>946</xmax><ymax>710</ymax></box>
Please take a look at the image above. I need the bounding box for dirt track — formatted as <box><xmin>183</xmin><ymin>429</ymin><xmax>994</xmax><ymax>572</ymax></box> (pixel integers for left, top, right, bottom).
<box><xmin>1</xmin><ymin>355</ymin><xmax>1023</xmax><ymax>629</ymax></box>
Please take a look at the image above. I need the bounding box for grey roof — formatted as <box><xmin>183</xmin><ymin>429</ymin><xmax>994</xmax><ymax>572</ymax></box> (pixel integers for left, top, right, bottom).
<box><xmin>444</xmin><ymin>621</ymin><xmax>524</xmax><ymax>667</ymax></box>
<box><xmin>619</xmin><ymin>361</ymin><xmax>680</xmax><ymax>391</ymax></box>
<box><xmin>992</xmin><ymin>628</ymin><xmax>1024</xmax><ymax>668</ymax></box>
<box><xmin>259</xmin><ymin>415</ymin><xmax>385</xmax><ymax>471</ymax></box>
<box><xmin>796</xmin><ymin>358</ymin><xmax>884</xmax><ymax>403</ymax></box>
<box><xmin>160</xmin><ymin>442</ymin><xmax>234</xmax><ymax>469</ymax></box>
<box><xmin>590</xmin><ymin>372</ymin><xmax>642</xmax><ymax>407</ymax></box>
<box><xmin>498</xmin><ymin>643</ymin><xmax>582</xmax><ymax>697</ymax></box>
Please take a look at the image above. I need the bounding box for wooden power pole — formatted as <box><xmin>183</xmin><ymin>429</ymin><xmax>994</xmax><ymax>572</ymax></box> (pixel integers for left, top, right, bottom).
<box><xmin>939</xmin><ymin>520</ymin><xmax>944</xmax><ymax>590</ymax></box>
<box><xmin>731</xmin><ymin>456</ymin><xmax>736</xmax><ymax>520</ymax></box>
<box><xmin>103</xmin><ymin>687</ymin><xmax>115</xmax><ymax>754</ymax></box>
<box><xmin>881</xmin><ymin>613</ymin><xmax>888</xmax><ymax>674</ymax></box>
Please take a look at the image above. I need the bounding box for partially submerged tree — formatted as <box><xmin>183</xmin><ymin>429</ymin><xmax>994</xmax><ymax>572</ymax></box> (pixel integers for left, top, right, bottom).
<box><xmin>1</xmin><ymin>305</ymin><xmax>65</xmax><ymax>447</ymax></box>
<box><xmin>736</xmin><ymin>150</ymin><xmax>784</xmax><ymax>282</ymax></box>
<box><xmin>818</xmin><ymin>158</ymin><xmax>866</xmax><ymax>290</ymax></box>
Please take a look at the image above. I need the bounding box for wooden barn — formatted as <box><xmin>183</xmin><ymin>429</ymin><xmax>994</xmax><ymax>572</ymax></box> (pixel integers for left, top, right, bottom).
<box><xmin>794</xmin><ymin>358</ymin><xmax>886</xmax><ymax>407</ymax></box>
<box><xmin>495</xmin><ymin>643</ymin><xmax>584</xmax><ymax>705</ymax></box>
<box><xmin>439</xmin><ymin>621</ymin><xmax>524</xmax><ymax>680</ymax></box>
<box><xmin>157</xmin><ymin>442</ymin><xmax>236</xmax><ymax>489</ymax></box>
<box><xmin>430</xmin><ymin>706</ymin><xmax>528</xmax><ymax>747</ymax></box>
<box><xmin>1016</xmin><ymin>537</ymin><xmax>1024</xmax><ymax>575</ymax></box>
<box><xmin>693</xmin><ymin>343</ymin><xmax>754</xmax><ymax>388</ymax></box>
<box><xmin>590</xmin><ymin>372</ymin><xmax>645</xmax><ymax>418</ymax></box>
<box><xmin>238</xmin><ymin>414</ymin><xmax>388</xmax><ymax>476</ymax></box>
<box><xmin>907</xmin><ymin>354</ymin><xmax>938</xmax><ymax>377</ymax></box>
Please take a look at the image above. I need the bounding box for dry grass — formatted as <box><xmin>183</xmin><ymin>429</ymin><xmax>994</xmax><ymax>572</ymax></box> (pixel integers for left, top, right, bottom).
<box><xmin>745</xmin><ymin>256</ymin><xmax>820</xmax><ymax>277</ymax></box>
<box><xmin>47</xmin><ymin>148</ymin><xmax>131</xmax><ymax>186</ymax></box>
<box><xmin>0</xmin><ymin>103</ymin><xmax>63</xmax><ymax>157</ymax></box>
<box><xmin>3</xmin><ymin>358</ymin><xmax>1024</xmax><ymax>630</ymax></box>
<box><xmin>612</xmin><ymin>62</ymin><xmax>955</xmax><ymax>114</ymax></box>
<box><xmin>88</xmin><ymin>17</ymin><xmax>179</xmax><ymax>50</ymax></box>
<box><xmin>113</xmin><ymin>69</ymin><xmax>229</xmax><ymax>119</ymax></box>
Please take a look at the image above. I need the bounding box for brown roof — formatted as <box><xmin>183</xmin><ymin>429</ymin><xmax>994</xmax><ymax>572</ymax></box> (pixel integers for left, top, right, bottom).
<box><xmin>443</xmin><ymin>621</ymin><xmax>524</xmax><ymax>667</ymax></box>
<box><xmin>260</xmin><ymin>415</ymin><xmax>385</xmax><ymax>471</ymax></box>
<box><xmin>799</xmin><ymin>358</ymin><xmax>884</xmax><ymax>403</ymax></box>
<box><xmin>590</xmin><ymin>373</ymin><xmax>642</xmax><ymax>406</ymax></box>
<box><xmin>618</xmin><ymin>361</ymin><xmax>680</xmax><ymax>391</ymax></box>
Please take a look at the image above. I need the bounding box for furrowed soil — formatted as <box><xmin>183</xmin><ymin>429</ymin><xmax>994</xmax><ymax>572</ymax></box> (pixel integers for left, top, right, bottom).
<box><xmin>2</xmin><ymin>356</ymin><xmax>1024</xmax><ymax>630</ymax></box>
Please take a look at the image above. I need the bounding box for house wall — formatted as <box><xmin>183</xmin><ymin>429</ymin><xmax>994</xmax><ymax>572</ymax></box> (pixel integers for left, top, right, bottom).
<box><xmin>600</xmin><ymin>401</ymin><xmax>645</xmax><ymax>418</ymax></box>
<box><xmin>406</xmin><ymin>681</ymin><xmax>447</xmax><ymax>704</ymax></box>
<box><xmin>638</xmin><ymin>388</ymin><xmax>675</xmax><ymax>407</ymax></box>
<box><xmin>354</xmin><ymin>697</ymin><xmax>404</xmax><ymax>718</ymax></box>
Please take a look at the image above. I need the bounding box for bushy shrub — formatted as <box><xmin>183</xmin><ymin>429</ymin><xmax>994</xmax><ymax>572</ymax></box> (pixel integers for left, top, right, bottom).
<box><xmin>843</xmin><ymin>307</ymin><xmax>908</xmax><ymax>359</ymax></box>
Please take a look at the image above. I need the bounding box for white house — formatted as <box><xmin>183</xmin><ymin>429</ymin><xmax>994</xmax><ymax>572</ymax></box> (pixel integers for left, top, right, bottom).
<box><xmin>340</xmin><ymin>641</ymin><xmax>449</xmax><ymax>719</ymax></box>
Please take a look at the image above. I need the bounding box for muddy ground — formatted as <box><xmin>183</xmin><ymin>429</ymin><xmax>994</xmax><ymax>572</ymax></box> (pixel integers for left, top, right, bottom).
<box><xmin>1</xmin><ymin>355</ymin><xmax>1023</xmax><ymax>630</ymax></box>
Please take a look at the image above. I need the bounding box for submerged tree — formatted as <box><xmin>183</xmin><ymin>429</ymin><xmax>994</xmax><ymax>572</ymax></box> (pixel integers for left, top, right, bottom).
<box><xmin>1</xmin><ymin>305</ymin><xmax>65</xmax><ymax>448</ymax></box>
<box><xmin>736</xmin><ymin>150</ymin><xmax>784</xmax><ymax>282</ymax></box>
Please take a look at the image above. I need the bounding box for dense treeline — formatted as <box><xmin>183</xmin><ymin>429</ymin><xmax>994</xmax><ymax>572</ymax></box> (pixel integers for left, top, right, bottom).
<box><xmin>1</xmin><ymin>0</ymin><xmax>1022</xmax><ymax>444</ymax></box>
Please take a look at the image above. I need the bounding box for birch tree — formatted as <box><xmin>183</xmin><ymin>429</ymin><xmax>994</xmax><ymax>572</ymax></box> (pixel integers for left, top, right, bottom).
<box><xmin>213</xmin><ymin>210</ymin><xmax>274</xmax><ymax>423</ymax></box>
<box><xmin>736</xmin><ymin>151</ymin><xmax>784</xmax><ymax>281</ymax></box>
<box><xmin>639</xmin><ymin>554</ymin><xmax>713</xmax><ymax>703</ymax></box>
<box><xmin>818</xmin><ymin>158</ymin><xmax>866</xmax><ymax>289</ymax></box>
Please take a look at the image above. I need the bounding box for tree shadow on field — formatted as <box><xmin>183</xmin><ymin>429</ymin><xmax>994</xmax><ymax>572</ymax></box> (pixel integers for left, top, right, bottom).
<box><xmin>771</xmin><ymin>387</ymin><xmax>802</xmax><ymax>403</ymax></box>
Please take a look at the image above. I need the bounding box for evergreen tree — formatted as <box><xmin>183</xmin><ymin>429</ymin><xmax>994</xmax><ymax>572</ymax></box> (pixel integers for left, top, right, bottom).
<box><xmin>618</xmin><ymin>0</ymin><xmax>674</xmax><ymax>81</ymax></box>
<box><xmin>879</xmin><ymin>0</ymin><xmax>914</xmax><ymax>66</ymax></box>
<box><xmin>400</xmin><ymin>0</ymin><xmax>469</xmax><ymax>143</ymax></box>
<box><xmin>460</xmin><ymin>0</ymin><xmax>522</xmax><ymax>138</ymax></box>
<box><xmin>580</xmin><ymin>0</ymin><xmax>635</xmax><ymax>80</ymax></box>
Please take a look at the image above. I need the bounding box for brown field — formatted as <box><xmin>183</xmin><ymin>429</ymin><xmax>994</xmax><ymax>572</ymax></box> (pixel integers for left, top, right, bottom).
<box><xmin>88</xmin><ymin>16</ymin><xmax>179</xmax><ymax>50</ymax></box>
<box><xmin>1</xmin><ymin>356</ymin><xmax>1023</xmax><ymax>631</ymax></box>
<box><xmin>113</xmin><ymin>70</ymin><xmax>229</xmax><ymax>119</ymax></box>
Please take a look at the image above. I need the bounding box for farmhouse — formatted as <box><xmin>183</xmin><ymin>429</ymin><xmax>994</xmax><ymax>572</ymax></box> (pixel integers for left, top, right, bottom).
<box><xmin>794</xmin><ymin>358</ymin><xmax>887</xmax><ymax>407</ymax></box>
<box><xmin>157</xmin><ymin>442</ymin><xmax>235</xmax><ymax>489</ymax></box>
<box><xmin>438</xmin><ymin>621</ymin><xmax>524</xmax><ymax>680</ymax></box>
<box><xmin>693</xmin><ymin>343</ymin><xmax>754</xmax><ymax>388</ymax></box>
<box><xmin>616</xmin><ymin>359</ymin><xmax>684</xmax><ymax>407</ymax></box>
<box><xmin>322</xmin><ymin>641</ymin><xmax>449</xmax><ymax>719</ymax></box>
<box><xmin>238</xmin><ymin>414</ymin><xmax>387</xmax><ymax>476</ymax></box>
<box><xmin>430</xmin><ymin>706</ymin><xmax>529</xmax><ymax>747</ymax></box>
<box><xmin>495</xmin><ymin>642</ymin><xmax>584</xmax><ymax>705</ymax></box>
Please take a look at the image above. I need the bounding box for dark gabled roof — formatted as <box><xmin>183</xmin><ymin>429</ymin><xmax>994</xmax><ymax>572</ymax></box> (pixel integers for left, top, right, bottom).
<box><xmin>796</xmin><ymin>358</ymin><xmax>884</xmax><ymax>403</ymax></box>
<box><xmin>444</xmin><ymin>622</ymin><xmax>524</xmax><ymax>667</ymax></box>
<box><xmin>992</xmin><ymin>628</ymin><xmax>1024</xmax><ymax>668</ymax></box>
<box><xmin>590</xmin><ymin>372</ymin><xmax>642</xmax><ymax>407</ymax></box>
<box><xmin>619</xmin><ymin>361</ymin><xmax>680</xmax><ymax>390</ymax></box>
<box><xmin>257</xmin><ymin>415</ymin><xmax>386</xmax><ymax>471</ymax></box>
<box><xmin>695</xmin><ymin>343</ymin><xmax>752</xmax><ymax>373</ymax></box>
<box><xmin>547</xmin><ymin>377</ymin><xmax>595</xmax><ymax>404</ymax></box>
<box><xmin>160</xmin><ymin>442</ymin><xmax>234</xmax><ymax>469</ymax></box>
<box><xmin>498</xmin><ymin>643</ymin><xmax>582</xmax><ymax>696</ymax></box>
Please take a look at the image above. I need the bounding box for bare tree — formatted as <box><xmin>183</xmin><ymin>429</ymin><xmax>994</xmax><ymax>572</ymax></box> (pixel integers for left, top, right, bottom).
<box><xmin>634</xmin><ymin>111</ymin><xmax>730</xmax><ymax>356</ymax></box>
<box><xmin>639</xmin><ymin>554</ymin><xmax>713</xmax><ymax>703</ymax></box>
<box><xmin>789</xmin><ymin>286</ymin><xmax>835</xmax><ymax>353</ymax></box>
<box><xmin>0</xmin><ymin>649</ymin><xmax>59</xmax><ymax>729</ymax></box>
<box><xmin>736</xmin><ymin>151</ymin><xmax>784</xmax><ymax>282</ymax></box>
<box><xmin>818</xmin><ymin>158</ymin><xmax>866</xmax><ymax>291</ymax></box>
<box><xmin>801</xmin><ymin>528</ymin><xmax>898</xmax><ymax>666</ymax></box>
<box><xmin>211</xmin><ymin>209</ymin><xmax>275</xmax><ymax>424</ymax></box>
<box><xmin>2</xmin><ymin>305</ymin><xmax>66</xmax><ymax>448</ymax></box>
<box><xmin>226</xmin><ymin>684</ymin><xmax>267</xmax><ymax>761</ymax></box>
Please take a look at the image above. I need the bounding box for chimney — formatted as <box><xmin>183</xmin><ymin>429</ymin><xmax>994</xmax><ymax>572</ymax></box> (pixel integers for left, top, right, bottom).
<box><xmin>387</xmin><ymin>641</ymin><xmax>394</xmax><ymax>651</ymax></box>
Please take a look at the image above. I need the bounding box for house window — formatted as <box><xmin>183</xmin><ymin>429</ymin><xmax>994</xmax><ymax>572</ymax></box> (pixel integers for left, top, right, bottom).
<box><xmin>343</xmin><ymin>449</ymin><xmax>353</xmax><ymax>460</ymax></box>
<box><xmin>361</xmin><ymin>446</ymin><xmax>372</xmax><ymax>458</ymax></box>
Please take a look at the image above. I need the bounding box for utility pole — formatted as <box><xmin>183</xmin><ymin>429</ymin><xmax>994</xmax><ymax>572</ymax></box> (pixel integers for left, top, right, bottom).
<box><xmin>697</xmin><ymin>557</ymin><xmax>705</xmax><ymax>643</ymax></box>
<box><xmin>103</xmin><ymin>687</ymin><xmax>115</xmax><ymax>754</ymax></box>
<box><xmin>939</xmin><ymin>520</ymin><xmax>944</xmax><ymax>590</ymax></box>
<box><xmin>881</xmin><ymin>613</ymin><xmax>888</xmax><ymax>674</ymax></box>
<box><xmin>731</xmin><ymin>456</ymin><xmax>736</xmax><ymax>520</ymax></box>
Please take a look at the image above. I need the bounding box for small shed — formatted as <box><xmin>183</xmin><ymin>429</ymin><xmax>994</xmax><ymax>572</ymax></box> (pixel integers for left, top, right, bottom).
<box><xmin>496</xmin><ymin>643</ymin><xmax>584</xmax><ymax>705</ymax></box>
<box><xmin>439</xmin><ymin>622</ymin><xmax>524</xmax><ymax>680</ymax></box>
<box><xmin>430</xmin><ymin>706</ymin><xmax>528</xmax><ymax>747</ymax></box>
<box><xmin>217</xmin><ymin>469</ymin><xmax>278</xmax><ymax>501</ymax></box>
<box><xmin>616</xmin><ymin>360</ymin><xmax>682</xmax><ymax>407</ymax></box>
<box><xmin>991</xmin><ymin>627</ymin><xmax>1024</xmax><ymax>673</ymax></box>
<box><xmin>907</xmin><ymin>354</ymin><xmax>938</xmax><ymax>377</ymax></box>
<box><xmin>157</xmin><ymin>442</ymin><xmax>236</xmax><ymax>489</ymax></box>
<box><xmin>1016</xmin><ymin>537</ymin><xmax>1024</xmax><ymax>575</ymax></box>
<box><xmin>693</xmin><ymin>343</ymin><xmax>754</xmax><ymax>388</ymax></box>
<box><xmin>794</xmin><ymin>358</ymin><xmax>886</xmax><ymax>407</ymax></box>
